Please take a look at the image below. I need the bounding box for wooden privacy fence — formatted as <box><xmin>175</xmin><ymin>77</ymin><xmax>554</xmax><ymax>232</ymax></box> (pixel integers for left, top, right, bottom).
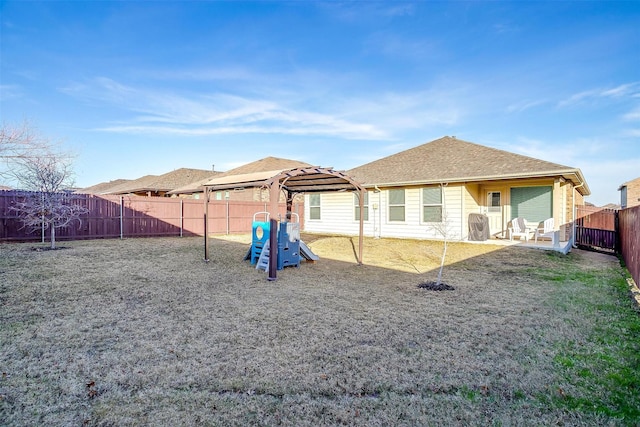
<box><xmin>575</xmin><ymin>204</ymin><xmax>639</xmax><ymax>287</ymax></box>
<box><xmin>619</xmin><ymin>205</ymin><xmax>640</xmax><ymax>288</ymax></box>
<box><xmin>575</xmin><ymin>206</ymin><xmax>618</xmax><ymax>252</ymax></box>
<box><xmin>0</xmin><ymin>191</ymin><xmax>304</xmax><ymax>242</ymax></box>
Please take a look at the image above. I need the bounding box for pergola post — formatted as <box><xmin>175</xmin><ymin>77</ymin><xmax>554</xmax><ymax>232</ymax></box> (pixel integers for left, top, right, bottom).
<box><xmin>286</xmin><ymin>190</ymin><xmax>294</xmax><ymax>221</ymax></box>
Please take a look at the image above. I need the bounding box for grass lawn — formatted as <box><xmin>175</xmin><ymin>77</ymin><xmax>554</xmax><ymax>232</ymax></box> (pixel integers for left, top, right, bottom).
<box><xmin>1</xmin><ymin>234</ymin><xmax>639</xmax><ymax>426</ymax></box>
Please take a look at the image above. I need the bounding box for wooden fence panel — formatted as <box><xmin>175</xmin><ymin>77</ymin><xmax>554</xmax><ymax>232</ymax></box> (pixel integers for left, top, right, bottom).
<box><xmin>576</xmin><ymin>206</ymin><xmax>617</xmax><ymax>231</ymax></box>
<box><xmin>619</xmin><ymin>205</ymin><xmax>640</xmax><ymax>287</ymax></box>
<box><xmin>575</xmin><ymin>226</ymin><xmax>617</xmax><ymax>252</ymax></box>
<box><xmin>0</xmin><ymin>191</ymin><xmax>25</xmax><ymax>240</ymax></box>
<box><xmin>0</xmin><ymin>191</ymin><xmax>304</xmax><ymax>241</ymax></box>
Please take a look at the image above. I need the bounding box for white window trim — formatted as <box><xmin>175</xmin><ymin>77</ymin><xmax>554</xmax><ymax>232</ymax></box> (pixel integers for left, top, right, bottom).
<box><xmin>487</xmin><ymin>191</ymin><xmax>501</xmax><ymax>213</ymax></box>
<box><xmin>421</xmin><ymin>186</ymin><xmax>443</xmax><ymax>224</ymax></box>
<box><xmin>354</xmin><ymin>192</ymin><xmax>370</xmax><ymax>222</ymax></box>
<box><xmin>388</xmin><ymin>188</ymin><xmax>406</xmax><ymax>223</ymax></box>
<box><xmin>309</xmin><ymin>193</ymin><xmax>321</xmax><ymax>221</ymax></box>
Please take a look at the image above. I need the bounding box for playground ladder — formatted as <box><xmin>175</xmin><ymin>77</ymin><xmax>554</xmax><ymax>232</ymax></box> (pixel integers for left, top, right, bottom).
<box><xmin>255</xmin><ymin>240</ymin><xmax>270</xmax><ymax>272</ymax></box>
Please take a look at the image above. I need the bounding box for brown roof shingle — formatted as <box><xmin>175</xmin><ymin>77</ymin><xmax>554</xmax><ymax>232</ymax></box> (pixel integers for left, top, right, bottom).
<box><xmin>106</xmin><ymin>168</ymin><xmax>215</xmax><ymax>195</ymax></box>
<box><xmin>221</xmin><ymin>156</ymin><xmax>312</xmax><ymax>176</ymax></box>
<box><xmin>169</xmin><ymin>157</ymin><xmax>310</xmax><ymax>195</ymax></box>
<box><xmin>347</xmin><ymin>136</ymin><xmax>589</xmax><ymax>193</ymax></box>
<box><xmin>76</xmin><ymin>179</ymin><xmax>132</xmax><ymax>195</ymax></box>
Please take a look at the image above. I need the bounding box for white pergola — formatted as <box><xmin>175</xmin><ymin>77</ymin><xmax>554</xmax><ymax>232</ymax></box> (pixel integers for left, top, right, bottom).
<box><xmin>203</xmin><ymin>166</ymin><xmax>366</xmax><ymax>280</ymax></box>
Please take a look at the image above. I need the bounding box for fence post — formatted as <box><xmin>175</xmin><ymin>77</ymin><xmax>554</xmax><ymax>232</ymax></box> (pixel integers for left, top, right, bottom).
<box><xmin>204</xmin><ymin>187</ymin><xmax>210</xmax><ymax>262</ymax></box>
<box><xmin>180</xmin><ymin>198</ymin><xmax>184</xmax><ymax>238</ymax></box>
<box><xmin>41</xmin><ymin>193</ymin><xmax>45</xmax><ymax>243</ymax></box>
<box><xmin>120</xmin><ymin>196</ymin><xmax>124</xmax><ymax>239</ymax></box>
<box><xmin>615</xmin><ymin>210</ymin><xmax>620</xmax><ymax>253</ymax></box>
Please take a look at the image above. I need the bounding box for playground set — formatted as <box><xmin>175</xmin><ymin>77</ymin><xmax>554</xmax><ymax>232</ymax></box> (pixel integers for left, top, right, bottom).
<box><xmin>245</xmin><ymin>212</ymin><xmax>319</xmax><ymax>271</ymax></box>
<box><xmin>203</xmin><ymin>166</ymin><xmax>365</xmax><ymax>281</ymax></box>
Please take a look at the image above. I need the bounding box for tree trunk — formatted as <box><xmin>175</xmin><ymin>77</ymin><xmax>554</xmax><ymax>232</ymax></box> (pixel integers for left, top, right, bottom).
<box><xmin>436</xmin><ymin>239</ymin><xmax>447</xmax><ymax>285</ymax></box>
<box><xmin>50</xmin><ymin>224</ymin><xmax>56</xmax><ymax>249</ymax></box>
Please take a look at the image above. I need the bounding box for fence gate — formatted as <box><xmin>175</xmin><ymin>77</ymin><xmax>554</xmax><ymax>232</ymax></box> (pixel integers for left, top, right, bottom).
<box><xmin>575</xmin><ymin>206</ymin><xmax>618</xmax><ymax>252</ymax></box>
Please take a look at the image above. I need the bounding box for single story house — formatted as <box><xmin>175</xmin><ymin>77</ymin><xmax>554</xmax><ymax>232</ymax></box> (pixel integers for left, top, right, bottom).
<box><xmin>303</xmin><ymin>136</ymin><xmax>590</xmax><ymax>242</ymax></box>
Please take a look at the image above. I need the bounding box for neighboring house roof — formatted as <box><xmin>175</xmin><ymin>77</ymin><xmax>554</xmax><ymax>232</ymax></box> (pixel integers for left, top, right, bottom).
<box><xmin>0</xmin><ymin>185</ymin><xmax>13</xmax><ymax>191</ymax></box>
<box><xmin>169</xmin><ymin>157</ymin><xmax>311</xmax><ymax>195</ymax></box>
<box><xmin>618</xmin><ymin>177</ymin><xmax>640</xmax><ymax>190</ymax></box>
<box><xmin>167</xmin><ymin>171</ymin><xmax>224</xmax><ymax>195</ymax></box>
<box><xmin>602</xmin><ymin>203</ymin><xmax>621</xmax><ymax>210</ymax></box>
<box><xmin>204</xmin><ymin>169</ymin><xmax>291</xmax><ymax>188</ymax></box>
<box><xmin>106</xmin><ymin>168</ymin><xmax>215</xmax><ymax>195</ymax></box>
<box><xmin>221</xmin><ymin>156</ymin><xmax>313</xmax><ymax>176</ymax></box>
<box><xmin>76</xmin><ymin>179</ymin><xmax>131</xmax><ymax>195</ymax></box>
<box><xmin>347</xmin><ymin>136</ymin><xmax>590</xmax><ymax>195</ymax></box>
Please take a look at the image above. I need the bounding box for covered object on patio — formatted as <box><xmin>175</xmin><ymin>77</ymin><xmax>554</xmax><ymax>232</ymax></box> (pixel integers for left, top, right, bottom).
<box><xmin>203</xmin><ymin>166</ymin><xmax>366</xmax><ymax>280</ymax></box>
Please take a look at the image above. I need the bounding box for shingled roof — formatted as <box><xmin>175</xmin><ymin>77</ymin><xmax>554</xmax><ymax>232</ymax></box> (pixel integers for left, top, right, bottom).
<box><xmin>221</xmin><ymin>156</ymin><xmax>312</xmax><ymax>176</ymax></box>
<box><xmin>348</xmin><ymin>136</ymin><xmax>590</xmax><ymax>195</ymax></box>
<box><xmin>106</xmin><ymin>168</ymin><xmax>215</xmax><ymax>195</ymax></box>
<box><xmin>168</xmin><ymin>157</ymin><xmax>311</xmax><ymax>195</ymax></box>
<box><xmin>76</xmin><ymin>179</ymin><xmax>132</xmax><ymax>195</ymax></box>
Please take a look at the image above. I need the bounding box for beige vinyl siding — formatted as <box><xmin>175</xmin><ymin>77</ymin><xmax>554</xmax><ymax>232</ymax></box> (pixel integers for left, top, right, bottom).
<box><xmin>304</xmin><ymin>185</ymin><xmax>465</xmax><ymax>240</ymax></box>
<box><xmin>462</xmin><ymin>184</ymin><xmax>481</xmax><ymax>240</ymax></box>
<box><xmin>303</xmin><ymin>192</ymin><xmax>376</xmax><ymax>236</ymax></box>
<box><xmin>304</xmin><ymin>178</ymin><xmax>573</xmax><ymax>242</ymax></box>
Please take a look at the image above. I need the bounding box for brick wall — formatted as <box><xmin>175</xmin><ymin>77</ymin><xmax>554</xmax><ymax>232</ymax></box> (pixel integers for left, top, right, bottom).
<box><xmin>623</xmin><ymin>178</ymin><xmax>640</xmax><ymax>209</ymax></box>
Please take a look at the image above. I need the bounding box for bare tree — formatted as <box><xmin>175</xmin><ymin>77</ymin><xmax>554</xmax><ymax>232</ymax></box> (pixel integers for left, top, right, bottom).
<box><xmin>8</xmin><ymin>129</ymin><xmax>87</xmax><ymax>249</ymax></box>
<box><xmin>0</xmin><ymin>121</ymin><xmax>53</xmax><ymax>181</ymax></box>
<box><xmin>431</xmin><ymin>186</ymin><xmax>454</xmax><ymax>286</ymax></box>
<box><xmin>420</xmin><ymin>183</ymin><xmax>455</xmax><ymax>290</ymax></box>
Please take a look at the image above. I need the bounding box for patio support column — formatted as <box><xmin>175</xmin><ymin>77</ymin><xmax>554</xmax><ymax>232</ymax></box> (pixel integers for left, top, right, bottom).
<box><xmin>553</xmin><ymin>178</ymin><xmax>562</xmax><ymax>237</ymax></box>
<box><xmin>358</xmin><ymin>189</ymin><xmax>365</xmax><ymax>264</ymax></box>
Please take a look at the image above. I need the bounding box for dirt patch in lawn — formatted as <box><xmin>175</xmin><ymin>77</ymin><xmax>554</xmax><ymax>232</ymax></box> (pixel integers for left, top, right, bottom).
<box><xmin>0</xmin><ymin>236</ymin><xmax>630</xmax><ymax>426</ymax></box>
<box><xmin>218</xmin><ymin>232</ymin><xmax>505</xmax><ymax>275</ymax></box>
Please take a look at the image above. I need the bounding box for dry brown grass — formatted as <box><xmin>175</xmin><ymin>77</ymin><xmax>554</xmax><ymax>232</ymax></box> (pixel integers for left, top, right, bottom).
<box><xmin>0</xmin><ymin>234</ymin><xmax>632</xmax><ymax>426</ymax></box>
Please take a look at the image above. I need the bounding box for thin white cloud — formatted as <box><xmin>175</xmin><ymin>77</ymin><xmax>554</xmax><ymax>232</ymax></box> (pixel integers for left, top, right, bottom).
<box><xmin>579</xmin><ymin>157</ymin><xmax>640</xmax><ymax>205</ymax></box>
<box><xmin>66</xmin><ymin>78</ymin><xmax>390</xmax><ymax>140</ymax></box>
<box><xmin>601</xmin><ymin>83</ymin><xmax>639</xmax><ymax>97</ymax></box>
<box><xmin>61</xmin><ymin>74</ymin><xmax>476</xmax><ymax>141</ymax></box>
<box><xmin>558</xmin><ymin>82</ymin><xmax>640</xmax><ymax>108</ymax></box>
<box><xmin>622</xmin><ymin>108</ymin><xmax>640</xmax><ymax>122</ymax></box>
<box><xmin>504</xmin><ymin>136</ymin><xmax>610</xmax><ymax>167</ymax></box>
<box><xmin>506</xmin><ymin>99</ymin><xmax>547</xmax><ymax>113</ymax></box>
<box><xmin>319</xmin><ymin>2</ymin><xmax>415</xmax><ymax>22</ymax></box>
<box><xmin>0</xmin><ymin>84</ymin><xmax>22</xmax><ymax>101</ymax></box>
<box><xmin>364</xmin><ymin>31</ymin><xmax>440</xmax><ymax>60</ymax></box>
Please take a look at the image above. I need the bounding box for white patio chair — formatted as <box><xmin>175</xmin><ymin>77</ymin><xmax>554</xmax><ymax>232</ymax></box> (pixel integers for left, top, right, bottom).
<box><xmin>535</xmin><ymin>218</ymin><xmax>555</xmax><ymax>243</ymax></box>
<box><xmin>509</xmin><ymin>217</ymin><xmax>533</xmax><ymax>241</ymax></box>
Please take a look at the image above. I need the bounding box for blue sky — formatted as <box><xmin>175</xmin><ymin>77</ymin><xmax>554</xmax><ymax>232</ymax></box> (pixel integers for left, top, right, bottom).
<box><xmin>1</xmin><ymin>1</ymin><xmax>639</xmax><ymax>206</ymax></box>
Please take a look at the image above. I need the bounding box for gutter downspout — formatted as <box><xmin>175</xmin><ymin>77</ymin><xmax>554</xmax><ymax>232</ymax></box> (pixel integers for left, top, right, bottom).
<box><xmin>375</xmin><ymin>185</ymin><xmax>382</xmax><ymax>239</ymax></box>
<box><xmin>572</xmin><ymin>181</ymin><xmax>585</xmax><ymax>248</ymax></box>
